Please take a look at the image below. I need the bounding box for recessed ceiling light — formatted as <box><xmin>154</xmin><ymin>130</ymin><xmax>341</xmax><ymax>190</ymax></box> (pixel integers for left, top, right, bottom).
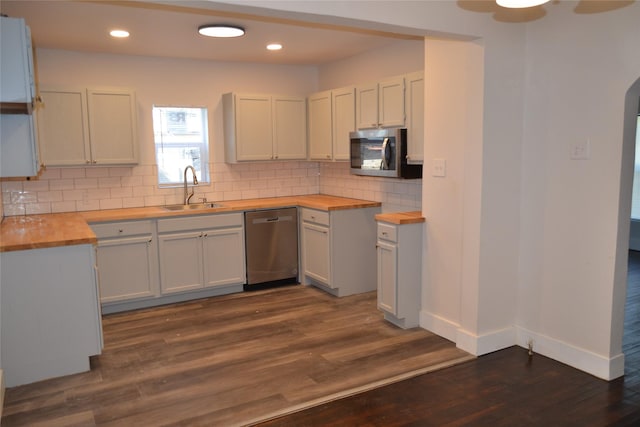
<box><xmin>267</xmin><ymin>43</ymin><xmax>283</xmax><ymax>51</ymax></box>
<box><xmin>198</xmin><ymin>25</ymin><xmax>245</xmax><ymax>38</ymax></box>
<box><xmin>496</xmin><ymin>0</ymin><xmax>550</xmax><ymax>7</ymax></box>
<box><xmin>109</xmin><ymin>29</ymin><xmax>130</xmax><ymax>38</ymax></box>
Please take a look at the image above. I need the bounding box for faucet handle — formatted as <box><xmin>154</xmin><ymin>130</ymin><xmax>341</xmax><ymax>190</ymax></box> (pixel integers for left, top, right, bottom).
<box><xmin>199</xmin><ymin>197</ymin><xmax>208</xmax><ymax>203</ymax></box>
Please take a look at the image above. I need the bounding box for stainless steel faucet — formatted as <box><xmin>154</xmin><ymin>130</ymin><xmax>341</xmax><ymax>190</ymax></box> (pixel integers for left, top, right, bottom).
<box><xmin>183</xmin><ymin>165</ymin><xmax>198</xmax><ymax>205</ymax></box>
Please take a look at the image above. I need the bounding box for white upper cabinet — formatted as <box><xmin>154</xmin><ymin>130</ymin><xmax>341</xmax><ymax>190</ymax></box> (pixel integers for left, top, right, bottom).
<box><xmin>223</xmin><ymin>92</ymin><xmax>307</xmax><ymax>163</ymax></box>
<box><xmin>331</xmin><ymin>87</ymin><xmax>355</xmax><ymax>161</ymax></box>
<box><xmin>0</xmin><ymin>16</ymin><xmax>41</xmax><ymax>178</ymax></box>
<box><xmin>0</xmin><ymin>17</ymin><xmax>35</xmax><ymax>104</ymax></box>
<box><xmin>307</xmin><ymin>87</ymin><xmax>355</xmax><ymax>161</ymax></box>
<box><xmin>273</xmin><ymin>96</ymin><xmax>307</xmax><ymax>160</ymax></box>
<box><xmin>38</xmin><ymin>88</ymin><xmax>138</xmax><ymax>166</ymax></box>
<box><xmin>87</xmin><ymin>89</ymin><xmax>138</xmax><ymax>164</ymax></box>
<box><xmin>356</xmin><ymin>76</ymin><xmax>405</xmax><ymax>130</ymax></box>
<box><xmin>308</xmin><ymin>90</ymin><xmax>332</xmax><ymax>161</ymax></box>
<box><xmin>38</xmin><ymin>89</ymin><xmax>89</xmax><ymax>166</ymax></box>
<box><xmin>404</xmin><ymin>71</ymin><xmax>424</xmax><ymax>164</ymax></box>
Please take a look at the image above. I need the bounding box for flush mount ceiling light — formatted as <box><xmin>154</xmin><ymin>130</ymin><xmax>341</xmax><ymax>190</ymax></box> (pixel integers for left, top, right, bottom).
<box><xmin>496</xmin><ymin>0</ymin><xmax>550</xmax><ymax>7</ymax></box>
<box><xmin>198</xmin><ymin>24</ymin><xmax>245</xmax><ymax>38</ymax></box>
<box><xmin>266</xmin><ymin>43</ymin><xmax>283</xmax><ymax>51</ymax></box>
<box><xmin>109</xmin><ymin>29</ymin><xmax>130</xmax><ymax>38</ymax></box>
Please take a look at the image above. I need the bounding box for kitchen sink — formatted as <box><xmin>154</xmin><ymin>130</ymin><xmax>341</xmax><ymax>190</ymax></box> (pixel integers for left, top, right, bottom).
<box><xmin>163</xmin><ymin>203</ymin><xmax>225</xmax><ymax>211</ymax></box>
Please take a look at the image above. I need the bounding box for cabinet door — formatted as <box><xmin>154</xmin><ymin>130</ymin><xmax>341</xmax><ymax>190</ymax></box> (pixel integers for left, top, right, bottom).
<box><xmin>87</xmin><ymin>89</ymin><xmax>137</xmax><ymax>164</ymax></box>
<box><xmin>308</xmin><ymin>90</ymin><xmax>332</xmax><ymax>160</ymax></box>
<box><xmin>332</xmin><ymin>87</ymin><xmax>355</xmax><ymax>161</ymax></box>
<box><xmin>202</xmin><ymin>227</ymin><xmax>246</xmax><ymax>288</ymax></box>
<box><xmin>38</xmin><ymin>89</ymin><xmax>91</xmax><ymax>166</ymax></box>
<box><xmin>273</xmin><ymin>96</ymin><xmax>307</xmax><ymax>160</ymax></box>
<box><xmin>0</xmin><ymin>113</ymin><xmax>40</xmax><ymax>177</ymax></box>
<box><xmin>377</xmin><ymin>240</ymin><xmax>397</xmax><ymax>315</ymax></box>
<box><xmin>405</xmin><ymin>71</ymin><xmax>424</xmax><ymax>164</ymax></box>
<box><xmin>235</xmin><ymin>94</ymin><xmax>273</xmax><ymax>161</ymax></box>
<box><xmin>356</xmin><ymin>83</ymin><xmax>379</xmax><ymax>130</ymax></box>
<box><xmin>302</xmin><ymin>222</ymin><xmax>332</xmax><ymax>287</ymax></box>
<box><xmin>158</xmin><ymin>231</ymin><xmax>204</xmax><ymax>294</ymax></box>
<box><xmin>96</xmin><ymin>235</ymin><xmax>158</xmax><ymax>303</ymax></box>
<box><xmin>0</xmin><ymin>17</ymin><xmax>33</xmax><ymax>103</ymax></box>
<box><xmin>378</xmin><ymin>76</ymin><xmax>405</xmax><ymax>128</ymax></box>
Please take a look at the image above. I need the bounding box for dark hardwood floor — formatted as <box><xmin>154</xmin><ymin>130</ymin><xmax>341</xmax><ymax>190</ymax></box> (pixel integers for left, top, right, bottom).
<box><xmin>258</xmin><ymin>251</ymin><xmax>640</xmax><ymax>427</ymax></box>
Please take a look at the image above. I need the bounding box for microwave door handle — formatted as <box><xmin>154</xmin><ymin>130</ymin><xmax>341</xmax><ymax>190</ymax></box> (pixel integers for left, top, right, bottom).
<box><xmin>381</xmin><ymin>138</ymin><xmax>390</xmax><ymax>169</ymax></box>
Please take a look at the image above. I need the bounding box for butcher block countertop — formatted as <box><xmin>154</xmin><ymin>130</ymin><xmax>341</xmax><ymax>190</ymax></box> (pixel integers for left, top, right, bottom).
<box><xmin>0</xmin><ymin>195</ymin><xmax>381</xmax><ymax>252</ymax></box>
<box><xmin>375</xmin><ymin>211</ymin><xmax>425</xmax><ymax>225</ymax></box>
<box><xmin>0</xmin><ymin>213</ymin><xmax>98</xmax><ymax>252</ymax></box>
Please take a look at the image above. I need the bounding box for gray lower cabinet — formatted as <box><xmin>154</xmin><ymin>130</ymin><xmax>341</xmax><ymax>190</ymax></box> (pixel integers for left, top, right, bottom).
<box><xmin>0</xmin><ymin>244</ymin><xmax>103</xmax><ymax>387</ymax></box>
<box><xmin>300</xmin><ymin>206</ymin><xmax>380</xmax><ymax>297</ymax></box>
<box><xmin>157</xmin><ymin>213</ymin><xmax>246</xmax><ymax>294</ymax></box>
<box><xmin>91</xmin><ymin>220</ymin><xmax>159</xmax><ymax>304</ymax></box>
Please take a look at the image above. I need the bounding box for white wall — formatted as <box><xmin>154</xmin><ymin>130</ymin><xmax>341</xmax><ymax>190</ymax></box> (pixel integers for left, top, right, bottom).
<box><xmin>518</xmin><ymin>2</ymin><xmax>640</xmax><ymax>378</ymax></box>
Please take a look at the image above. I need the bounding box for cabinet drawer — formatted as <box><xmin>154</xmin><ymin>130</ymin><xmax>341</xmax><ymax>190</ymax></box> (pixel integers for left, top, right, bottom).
<box><xmin>157</xmin><ymin>213</ymin><xmax>243</xmax><ymax>233</ymax></box>
<box><xmin>301</xmin><ymin>208</ymin><xmax>329</xmax><ymax>226</ymax></box>
<box><xmin>91</xmin><ymin>220</ymin><xmax>154</xmax><ymax>238</ymax></box>
<box><xmin>377</xmin><ymin>223</ymin><xmax>397</xmax><ymax>243</ymax></box>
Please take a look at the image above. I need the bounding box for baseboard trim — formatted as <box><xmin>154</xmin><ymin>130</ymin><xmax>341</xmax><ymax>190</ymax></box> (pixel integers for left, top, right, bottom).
<box><xmin>515</xmin><ymin>327</ymin><xmax>625</xmax><ymax>381</ymax></box>
<box><xmin>420</xmin><ymin>311</ymin><xmax>625</xmax><ymax>380</ymax></box>
<box><xmin>419</xmin><ymin>310</ymin><xmax>459</xmax><ymax>342</ymax></box>
<box><xmin>420</xmin><ymin>310</ymin><xmax>515</xmax><ymax>356</ymax></box>
<box><xmin>456</xmin><ymin>326</ymin><xmax>515</xmax><ymax>356</ymax></box>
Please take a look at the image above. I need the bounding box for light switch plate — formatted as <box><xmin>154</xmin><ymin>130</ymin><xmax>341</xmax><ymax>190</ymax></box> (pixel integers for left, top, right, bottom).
<box><xmin>432</xmin><ymin>158</ymin><xmax>446</xmax><ymax>177</ymax></box>
<box><xmin>570</xmin><ymin>139</ymin><xmax>591</xmax><ymax>160</ymax></box>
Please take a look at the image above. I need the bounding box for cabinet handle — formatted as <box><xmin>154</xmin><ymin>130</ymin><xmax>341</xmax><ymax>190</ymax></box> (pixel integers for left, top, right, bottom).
<box><xmin>92</xmin><ymin>160</ymin><xmax>97</xmax><ymax>164</ymax></box>
<box><xmin>118</xmin><ymin>229</ymin><xmax>124</xmax><ymax>233</ymax></box>
<box><xmin>326</xmin><ymin>155</ymin><xmax>331</xmax><ymax>159</ymax></box>
<box><xmin>203</xmin><ymin>233</ymin><xmax>208</xmax><ymax>238</ymax></box>
<box><xmin>148</xmin><ymin>238</ymin><xmax>152</xmax><ymax>244</ymax></box>
<box><xmin>382</xmin><ymin>232</ymin><xmax>388</xmax><ymax>236</ymax></box>
<box><xmin>274</xmin><ymin>155</ymin><xmax>278</xmax><ymax>159</ymax></box>
<box><xmin>86</xmin><ymin>160</ymin><xmax>91</xmax><ymax>164</ymax></box>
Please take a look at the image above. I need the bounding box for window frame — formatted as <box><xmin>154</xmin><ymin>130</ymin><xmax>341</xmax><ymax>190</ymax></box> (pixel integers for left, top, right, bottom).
<box><xmin>152</xmin><ymin>105</ymin><xmax>210</xmax><ymax>187</ymax></box>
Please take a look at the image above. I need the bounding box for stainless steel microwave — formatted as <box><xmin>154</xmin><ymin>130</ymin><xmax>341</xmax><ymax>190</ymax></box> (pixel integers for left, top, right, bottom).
<box><xmin>349</xmin><ymin>128</ymin><xmax>422</xmax><ymax>179</ymax></box>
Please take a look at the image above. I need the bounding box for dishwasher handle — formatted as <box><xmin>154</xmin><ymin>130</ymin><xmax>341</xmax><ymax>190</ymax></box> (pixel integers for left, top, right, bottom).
<box><xmin>251</xmin><ymin>214</ymin><xmax>294</xmax><ymax>225</ymax></box>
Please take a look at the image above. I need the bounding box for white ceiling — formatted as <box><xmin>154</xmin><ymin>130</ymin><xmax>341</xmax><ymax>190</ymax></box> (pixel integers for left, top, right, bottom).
<box><xmin>0</xmin><ymin>0</ymin><xmax>421</xmax><ymax>65</ymax></box>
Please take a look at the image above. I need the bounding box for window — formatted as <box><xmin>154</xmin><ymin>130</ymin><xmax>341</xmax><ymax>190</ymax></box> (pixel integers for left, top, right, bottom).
<box><xmin>152</xmin><ymin>106</ymin><xmax>209</xmax><ymax>186</ymax></box>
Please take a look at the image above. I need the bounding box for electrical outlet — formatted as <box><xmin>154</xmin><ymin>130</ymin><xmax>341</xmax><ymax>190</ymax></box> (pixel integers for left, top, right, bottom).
<box><xmin>432</xmin><ymin>158</ymin><xmax>446</xmax><ymax>177</ymax></box>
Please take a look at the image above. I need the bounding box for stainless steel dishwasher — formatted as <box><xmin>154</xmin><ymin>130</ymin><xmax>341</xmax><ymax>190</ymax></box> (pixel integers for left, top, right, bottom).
<box><xmin>244</xmin><ymin>207</ymin><xmax>299</xmax><ymax>290</ymax></box>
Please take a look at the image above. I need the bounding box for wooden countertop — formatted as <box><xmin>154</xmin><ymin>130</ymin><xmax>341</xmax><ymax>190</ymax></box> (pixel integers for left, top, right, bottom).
<box><xmin>1</xmin><ymin>195</ymin><xmax>381</xmax><ymax>252</ymax></box>
<box><xmin>375</xmin><ymin>211</ymin><xmax>425</xmax><ymax>225</ymax></box>
<box><xmin>0</xmin><ymin>213</ymin><xmax>97</xmax><ymax>252</ymax></box>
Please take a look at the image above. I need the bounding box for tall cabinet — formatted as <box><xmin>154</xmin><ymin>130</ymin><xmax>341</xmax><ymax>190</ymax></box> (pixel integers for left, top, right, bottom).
<box><xmin>375</xmin><ymin>212</ymin><xmax>424</xmax><ymax>329</ymax></box>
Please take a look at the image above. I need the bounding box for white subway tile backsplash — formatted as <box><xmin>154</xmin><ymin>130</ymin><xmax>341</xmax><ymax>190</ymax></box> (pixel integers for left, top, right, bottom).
<box><xmin>60</xmin><ymin>168</ymin><xmax>86</xmax><ymax>179</ymax></box>
<box><xmin>49</xmin><ymin>179</ymin><xmax>76</xmax><ymax>191</ymax></box>
<box><xmin>2</xmin><ymin>160</ymin><xmax>420</xmax><ymax>216</ymax></box>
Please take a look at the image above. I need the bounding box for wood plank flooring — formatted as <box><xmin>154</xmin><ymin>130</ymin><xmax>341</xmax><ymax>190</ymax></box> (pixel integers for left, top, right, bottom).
<box><xmin>1</xmin><ymin>285</ymin><xmax>472</xmax><ymax>426</ymax></box>
<box><xmin>258</xmin><ymin>251</ymin><xmax>640</xmax><ymax>426</ymax></box>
